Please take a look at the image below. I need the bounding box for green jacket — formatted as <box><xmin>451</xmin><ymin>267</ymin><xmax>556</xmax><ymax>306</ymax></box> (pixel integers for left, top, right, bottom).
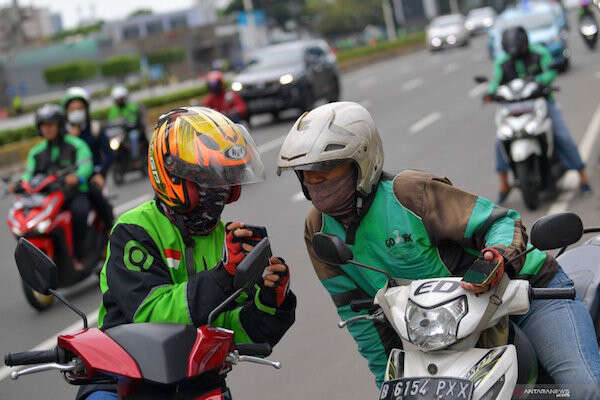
<box><xmin>304</xmin><ymin>171</ymin><xmax>557</xmax><ymax>387</ymax></box>
<box><xmin>107</xmin><ymin>102</ymin><xmax>142</xmax><ymax>126</ymax></box>
<box><xmin>488</xmin><ymin>44</ymin><xmax>556</xmax><ymax>94</ymax></box>
<box><xmin>98</xmin><ymin>200</ymin><xmax>296</xmax><ymax>347</ymax></box>
<box><xmin>23</xmin><ymin>135</ymin><xmax>93</xmax><ymax>192</ymax></box>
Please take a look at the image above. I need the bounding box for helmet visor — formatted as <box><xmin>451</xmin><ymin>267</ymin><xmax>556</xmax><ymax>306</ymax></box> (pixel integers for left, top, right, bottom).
<box><xmin>168</xmin><ymin>123</ymin><xmax>266</xmax><ymax>188</ymax></box>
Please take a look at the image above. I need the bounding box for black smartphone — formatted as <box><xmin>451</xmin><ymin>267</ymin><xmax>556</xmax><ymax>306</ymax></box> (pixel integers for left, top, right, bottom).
<box><xmin>462</xmin><ymin>258</ymin><xmax>501</xmax><ymax>287</ymax></box>
<box><xmin>231</xmin><ymin>225</ymin><xmax>268</xmax><ymax>244</ymax></box>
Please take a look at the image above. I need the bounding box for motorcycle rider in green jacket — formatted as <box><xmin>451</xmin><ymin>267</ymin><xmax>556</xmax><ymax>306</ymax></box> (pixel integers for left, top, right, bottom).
<box><xmin>81</xmin><ymin>107</ymin><xmax>296</xmax><ymax>400</ymax></box>
<box><xmin>107</xmin><ymin>85</ymin><xmax>146</xmax><ymax>161</ymax></box>
<box><xmin>277</xmin><ymin>101</ymin><xmax>600</xmax><ymax>398</ymax></box>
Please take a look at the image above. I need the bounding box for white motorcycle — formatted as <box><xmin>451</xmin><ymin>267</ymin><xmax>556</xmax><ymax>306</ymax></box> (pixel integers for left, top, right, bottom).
<box><xmin>313</xmin><ymin>212</ymin><xmax>600</xmax><ymax>400</ymax></box>
<box><xmin>476</xmin><ymin>77</ymin><xmax>565</xmax><ymax>210</ymax></box>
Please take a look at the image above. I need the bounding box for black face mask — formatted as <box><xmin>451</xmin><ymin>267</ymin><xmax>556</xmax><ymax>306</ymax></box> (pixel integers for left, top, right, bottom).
<box><xmin>160</xmin><ymin>187</ymin><xmax>230</xmax><ymax>236</ymax></box>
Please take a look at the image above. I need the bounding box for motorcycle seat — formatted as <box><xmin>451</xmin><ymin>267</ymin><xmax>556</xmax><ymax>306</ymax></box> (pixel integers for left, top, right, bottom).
<box><xmin>104</xmin><ymin>323</ymin><xmax>198</xmax><ymax>384</ymax></box>
<box><xmin>556</xmin><ymin>242</ymin><xmax>600</xmax><ymax>321</ymax></box>
<box><xmin>509</xmin><ymin>320</ymin><xmax>538</xmax><ymax>384</ymax></box>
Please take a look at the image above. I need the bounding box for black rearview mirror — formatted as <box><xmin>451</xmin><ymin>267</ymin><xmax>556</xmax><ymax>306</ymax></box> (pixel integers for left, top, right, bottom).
<box><xmin>531</xmin><ymin>213</ymin><xmax>583</xmax><ymax>250</ymax></box>
<box><xmin>474</xmin><ymin>76</ymin><xmax>489</xmax><ymax>84</ymax></box>
<box><xmin>14</xmin><ymin>238</ymin><xmax>57</xmax><ymax>295</ymax></box>
<box><xmin>233</xmin><ymin>237</ymin><xmax>272</xmax><ymax>290</ymax></box>
<box><xmin>312</xmin><ymin>233</ymin><xmax>354</xmax><ymax>265</ymax></box>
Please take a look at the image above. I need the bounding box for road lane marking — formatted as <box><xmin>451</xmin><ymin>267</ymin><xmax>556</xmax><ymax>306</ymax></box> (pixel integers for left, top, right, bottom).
<box><xmin>548</xmin><ymin>102</ymin><xmax>600</xmax><ymax>214</ymax></box>
<box><xmin>444</xmin><ymin>63</ymin><xmax>459</xmax><ymax>75</ymax></box>
<box><xmin>0</xmin><ymin>129</ymin><xmax>293</xmax><ymax>382</ymax></box>
<box><xmin>409</xmin><ymin>112</ymin><xmax>442</xmax><ymax>134</ymax></box>
<box><xmin>357</xmin><ymin>76</ymin><xmax>378</xmax><ymax>89</ymax></box>
<box><xmin>402</xmin><ymin>78</ymin><xmax>424</xmax><ymax>92</ymax></box>
<box><xmin>291</xmin><ymin>191</ymin><xmax>307</xmax><ymax>202</ymax></box>
<box><xmin>469</xmin><ymin>83</ymin><xmax>488</xmax><ymax>98</ymax></box>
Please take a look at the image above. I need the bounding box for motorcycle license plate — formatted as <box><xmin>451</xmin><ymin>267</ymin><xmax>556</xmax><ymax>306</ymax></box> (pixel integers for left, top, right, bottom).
<box><xmin>379</xmin><ymin>377</ymin><xmax>473</xmax><ymax>400</ymax></box>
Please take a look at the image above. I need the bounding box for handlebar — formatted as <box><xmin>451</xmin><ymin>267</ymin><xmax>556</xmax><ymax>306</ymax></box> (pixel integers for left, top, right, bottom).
<box><xmin>4</xmin><ymin>348</ymin><xmax>66</xmax><ymax>367</ymax></box>
<box><xmin>236</xmin><ymin>343</ymin><xmax>272</xmax><ymax>358</ymax></box>
<box><xmin>350</xmin><ymin>299</ymin><xmax>377</xmax><ymax>312</ymax></box>
<box><xmin>530</xmin><ymin>287</ymin><xmax>576</xmax><ymax>300</ymax></box>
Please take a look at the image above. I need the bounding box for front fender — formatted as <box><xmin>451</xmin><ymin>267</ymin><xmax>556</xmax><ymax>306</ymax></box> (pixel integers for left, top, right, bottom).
<box><xmin>510</xmin><ymin>139</ymin><xmax>542</xmax><ymax>163</ymax></box>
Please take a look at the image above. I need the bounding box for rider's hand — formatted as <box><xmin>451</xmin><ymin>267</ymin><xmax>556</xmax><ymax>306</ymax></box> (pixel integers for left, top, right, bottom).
<box><xmin>460</xmin><ymin>248</ymin><xmax>505</xmax><ymax>294</ymax></box>
<box><xmin>91</xmin><ymin>173</ymin><xmax>105</xmax><ymax>188</ymax></box>
<box><xmin>260</xmin><ymin>257</ymin><xmax>290</xmax><ymax>308</ymax></box>
<box><xmin>223</xmin><ymin>221</ymin><xmax>254</xmax><ymax>275</ymax></box>
<box><xmin>65</xmin><ymin>174</ymin><xmax>79</xmax><ymax>187</ymax></box>
<box><xmin>7</xmin><ymin>182</ymin><xmax>17</xmax><ymax>193</ymax></box>
<box><xmin>482</xmin><ymin>94</ymin><xmax>493</xmax><ymax>103</ymax></box>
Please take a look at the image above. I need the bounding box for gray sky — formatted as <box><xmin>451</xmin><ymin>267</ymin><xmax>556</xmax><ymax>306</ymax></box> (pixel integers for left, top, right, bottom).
<box><xmin>1</xmin><ymin>0</ymin><xmax>231</xmax><ymax>29</ymax></box>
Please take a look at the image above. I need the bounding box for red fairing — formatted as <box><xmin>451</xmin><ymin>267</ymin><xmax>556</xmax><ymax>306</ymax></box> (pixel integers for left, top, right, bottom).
<box><xmin>187</xmin><ymin>326</ymin><xmax>233</xmax><ymax>377</ymax></box>
<box><xmin>27</xmin><ymin>237</ymin><xmax>55</xmax><ymax>259</ymax></box>
<box><xmin>196</xmin><ymin>388</ymin><xmax>225</xmax><ymax>400</ymax></box>
<box><xmin>58</xmin><ymin>328</ymin><xmax>142</xmax><ymax>379</ymax></box>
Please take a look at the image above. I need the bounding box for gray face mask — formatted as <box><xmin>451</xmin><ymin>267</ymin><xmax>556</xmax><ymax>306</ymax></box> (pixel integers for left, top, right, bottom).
<box><xmin>68</xmin><ymin>109</ymin><xmax>87</xmax><ymax>126</ymax></box>
<box><xmin>304</xmin><ymin>168</ymin><xmax>356</xmax><ymax>223</ymax></box>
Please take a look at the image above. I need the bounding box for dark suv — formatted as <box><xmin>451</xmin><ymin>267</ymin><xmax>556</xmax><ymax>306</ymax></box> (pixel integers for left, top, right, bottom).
<box><xmin>231</xmin><ymin>39</ymin><xmax>340</xmax><ymax>120</ymax></box>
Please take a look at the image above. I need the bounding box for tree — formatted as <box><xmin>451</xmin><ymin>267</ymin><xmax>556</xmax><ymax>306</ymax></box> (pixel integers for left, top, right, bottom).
<box><xmin>43</xmin><ymin>60</ymin><xmax>97</xmax><ymax>86</ymax></box>
<box><xmin>145</xmin><ymin>48</ymin><xmax>186</xmax><ymax>66</ymax></box>
<box><xmin>100</xmin><ymin>55</ymin><xmax>141</xmax><ymax>80</ymax></box>
<box><xmin>305</xmin><ymin>0</ymin><xmax>385</xmax><ymax>38</ymax></box>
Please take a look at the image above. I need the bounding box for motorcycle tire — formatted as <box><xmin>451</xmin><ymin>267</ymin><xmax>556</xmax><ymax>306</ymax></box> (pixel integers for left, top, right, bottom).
<box><xmin>113</xmin><ymin>168</ymin><xmax>125</xmax><ymax>186</ymax></box>
<box><xmin>22</xmin><ymin>280</ymin><xmax>54</xmax><ymax>311</ymax></box>
<box><xmin>515</xmin><ymin>159</ymin><xmax>541</xmax><ymax>210</ymax></box>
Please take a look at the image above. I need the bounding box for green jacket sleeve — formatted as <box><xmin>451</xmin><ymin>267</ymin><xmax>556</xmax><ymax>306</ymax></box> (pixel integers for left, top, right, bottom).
<box><xmin>22</xmin><ymin>144</ymin><xmax>39</xmax><ymax>182</ymax></box>
<box><xmin>71</xmin><ymin>137</ymin><xmax>93</xmax><ymax>182</ymax></box>
<box><xmin>533</xmin><ymin>45</ymin><xmax>556</xmax><ymax>86</ymax></box>
<box><xmin>488</xmin><ymin>56</ymin><xmax>505</xmax><ymax>94</ymax></box>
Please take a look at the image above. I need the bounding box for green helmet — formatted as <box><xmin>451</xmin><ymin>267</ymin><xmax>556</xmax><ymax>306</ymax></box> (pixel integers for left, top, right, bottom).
<box><xmin>62</xmin><ymin>86</ymin><xmax>90</xmax><ymax>109</ymax></box>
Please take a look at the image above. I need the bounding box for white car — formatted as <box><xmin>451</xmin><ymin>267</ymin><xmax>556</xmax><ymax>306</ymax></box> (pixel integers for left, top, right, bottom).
<box><xmin>465</xmin><ymin>7</ymin><xmax>496</xmax><ymax>35</ymax></box>
<box><xmin>427</xmin><ymin>14</ymin><xmax>470</xmax><ymax>51</ymax></box>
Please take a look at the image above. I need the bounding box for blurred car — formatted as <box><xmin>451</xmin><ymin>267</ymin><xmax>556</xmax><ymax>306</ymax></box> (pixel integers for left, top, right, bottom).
<box><xmin>427</xmin><ymin>14</ymin><xmax>470</xmax><ymax>51</ymax></box>
<box><xmin>465</xmin><ymin>7</ymin><xmax>496</xmax><ymax>35</ymax></box>
<box><xmin>487</xmin><ymin>2</ymin><xmax>569</xmax><ymax>71</ymax></box>
<box><xmin>231</xmin><ymin>40</ymin><xmax>340</xmax><ymax>121</ymax></box>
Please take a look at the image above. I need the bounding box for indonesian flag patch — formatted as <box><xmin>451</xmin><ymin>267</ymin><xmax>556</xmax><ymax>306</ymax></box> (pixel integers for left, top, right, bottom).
<box><xmin>164</xmin><ymin>249</ymin><xmax>181</xmax><ymax>269</ymax></box>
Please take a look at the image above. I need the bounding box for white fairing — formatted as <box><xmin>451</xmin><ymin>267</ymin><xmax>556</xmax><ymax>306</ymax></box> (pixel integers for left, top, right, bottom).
<box><xmin>510</xmin><ymin>139</ymin><xmax>543</xmax><ymax>162</ymax></box>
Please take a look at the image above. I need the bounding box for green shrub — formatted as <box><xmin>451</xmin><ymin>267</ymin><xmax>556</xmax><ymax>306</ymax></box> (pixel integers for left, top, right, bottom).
<box><xmin>43</xmin><ymin>60</ymin><xmax>98</xmax><ymax>86</ymax></box>
<box><xmin>336</xmin><ymin>32</ymin><xmax>425</xmax><ymax>63</ymax></box>
<box><xmin>146</xmin><ymin>48</ymin><xmax>186</xmax><ymax>66</ymax></box>
<box><xmin>0</xmin><ymin>125</ymin><xmax>37</xmax><ymax>146</ymax></box>
<box><xmin>100</xmin><ymin>55</ymin><xmax>141</xmax><ymax>79</ymax></box>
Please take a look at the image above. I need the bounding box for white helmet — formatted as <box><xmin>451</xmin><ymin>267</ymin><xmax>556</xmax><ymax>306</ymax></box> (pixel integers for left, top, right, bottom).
<box><xmin>277</xmin><ymin>101</ymin><xmax>384</xmax><ymax>196</ymax></box>
<box><xmin>111</xmin><ymin>85</ymin><xmax>129</xmax><ymax>101</ymax></box>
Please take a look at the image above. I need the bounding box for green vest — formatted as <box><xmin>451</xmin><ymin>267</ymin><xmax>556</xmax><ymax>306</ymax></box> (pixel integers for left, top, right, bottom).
<box><xmin>108</xmin><ymin>102</ymin><xmax>140</xmax><ymax>124</ymax></box>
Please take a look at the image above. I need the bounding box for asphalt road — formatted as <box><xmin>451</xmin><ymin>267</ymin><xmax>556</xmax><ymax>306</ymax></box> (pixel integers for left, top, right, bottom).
<box><xmin>1</xmin><ymin>27</ymin><xmax>600</xmax><ymax>399</ymax></box>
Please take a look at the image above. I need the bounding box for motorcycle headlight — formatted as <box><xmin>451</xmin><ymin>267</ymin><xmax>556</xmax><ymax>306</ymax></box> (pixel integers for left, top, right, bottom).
<box><xmin>37</xmin><ymin>219</ymin><xmax>51</xmax><ymax>234</ymax></box>
<box><xmin>405</xmin><ymin>296</ymin><xmax>468</xmax><ymax>351</ymax></box>
<box><xmin>498</xmin><ymin>125</ymin><xmax>513</xmax><ymax>140</ymax></box>
<box><xmin>581</xmin><ymin>24</ymin><xmax>598</xmax><ymax>36</ymax></box>
<box><xmin>231</xmin><ymin>81</ymin><xmax>243</xmax><ymax>92</ymax></box>
<box><xmin>110</xmin><ymin>137</ymin><xmax>121</xmax><ymax>151</ymax></box>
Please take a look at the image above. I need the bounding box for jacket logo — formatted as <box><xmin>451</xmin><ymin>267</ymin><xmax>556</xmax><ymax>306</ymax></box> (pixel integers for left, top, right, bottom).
<box><xmin>164</xmin><ymin>249</ymin><xmax>181</xmax><ymax>269</ymax></box>
<box><xmin>224</xmin><ymin>145</ymin><xmax>247</xmax><ymax>160</ymax></box>
<box><xmin>385</xmin><ymin>230</ymin><xmax>412</xmax><ymax>248</ymax></box>
<box><xmin>124</xmin><ymin>240</ymin><xmax>154</xmax><ymax>272</ymax></box>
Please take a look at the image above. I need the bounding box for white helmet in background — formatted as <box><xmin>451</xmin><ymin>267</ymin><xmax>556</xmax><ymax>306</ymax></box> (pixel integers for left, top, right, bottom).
<box><xmin>111</xmin><ymin>85</ymin><xmax>129</xmax><ymax>102</ymax></box>
<box><xmin>277</xmin><ymin>101</ymin><xmax>384</xmax><ymax>196</ymax></box>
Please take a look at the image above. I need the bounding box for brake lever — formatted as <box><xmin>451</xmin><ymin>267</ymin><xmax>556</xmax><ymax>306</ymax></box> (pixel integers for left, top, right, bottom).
<box><xmin>338</xmin><ymin>309</ymin><xmax>385</xmax><ymax>329</ymax></box>
<box><xmin>10</xmin><ymin>361</ymin><xmax>76</xmax><ymax>380</ymax></box>
<box><xmin>226</xmin><ymin>351</ymin><xmax>281</xmax><ymax>369</ymax></box>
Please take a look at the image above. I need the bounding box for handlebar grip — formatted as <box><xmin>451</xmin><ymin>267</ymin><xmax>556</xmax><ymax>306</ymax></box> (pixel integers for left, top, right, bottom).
<box><xmin>236</xmin><ymin>343</ymin><xmax>272</xmax><ymax>357</ymax></box>
<box><xmin>531</xmin><ymin>287</ymin><xmax>576</xmax><ymax>300</ymax></box>
<box><xmin>350</xmin><ymin>299</ymin><xmax>376</xmax><ymax>312</ymax></box>
<box><xmin>5</xmin><ymin>349</ymin><xmax>58</xmax><ymax>367</ymax></box>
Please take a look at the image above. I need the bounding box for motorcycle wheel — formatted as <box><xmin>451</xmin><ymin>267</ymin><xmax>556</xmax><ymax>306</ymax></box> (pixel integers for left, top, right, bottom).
<box><xmin>515</xmin><ymin>159</ymin><xmax>541</xmax><ymax>210</ymax></box>
<box><xmin>22</xmin><ymin>281</ymin><xmax>54</xmax><ymax>311</ymax></box>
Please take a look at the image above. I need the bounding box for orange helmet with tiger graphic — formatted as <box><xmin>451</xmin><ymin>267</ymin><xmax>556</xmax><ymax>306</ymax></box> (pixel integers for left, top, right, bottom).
<box><xmin>148</xmin><ymin>107</ymin><xmax>265</xmax><ymax>213</ymax></box>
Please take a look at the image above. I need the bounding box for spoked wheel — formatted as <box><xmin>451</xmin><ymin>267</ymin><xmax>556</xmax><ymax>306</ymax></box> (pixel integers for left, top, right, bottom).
<box><xmin>22</xmin><ymin>281</ymin><xmax>54</xmax><ymax>311</ymax></box>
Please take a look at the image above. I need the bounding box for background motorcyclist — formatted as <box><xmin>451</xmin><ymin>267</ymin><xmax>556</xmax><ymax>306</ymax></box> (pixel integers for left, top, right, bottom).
<box><xmin>81</xmin><ymin>107</ymin><xmax>296</xmax><ymax>400</ymax></box>
<box><xmin>107</xmin><ymin>85</ymin><xmax>146</xmax><ymax>161</ymax></box>
<box><xmin>485</xmin><ymin>26</ymin><xmax>591</xmax><ymax>203</ymax></box>
<box><xmin>277</xmin><ymin>101</ymin><xmax>600</xmax><ymax>398</ymax></box>
<box><xmin>63</xmin><ymin>87</ymin><xmax>115</xmax><ymax>232</ymax></box>
<box><xmin>15</xmin><ymin>104</ymin><xmax>93</xmax><ymax>271</ymax></box>
<box><xmin>202</xmin><ymin>70</ymin><xmax>248</xmax><ymax>123</ymax></box>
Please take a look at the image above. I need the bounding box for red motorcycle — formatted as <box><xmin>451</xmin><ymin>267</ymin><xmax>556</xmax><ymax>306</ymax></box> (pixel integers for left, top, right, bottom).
<box><xmin>5</xmin><ymin>237</ymin><xmax>280</xmax><ymax>399</ymax></box>
<box><xmin>6</xmin><ymin>171</ymin><xmax>108</xmax><ymax>310</ymax></box>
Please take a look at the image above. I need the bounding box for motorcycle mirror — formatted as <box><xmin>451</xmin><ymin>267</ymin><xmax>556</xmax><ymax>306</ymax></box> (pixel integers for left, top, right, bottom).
<box><xmin>14</xmin><ymin>238</ymin><xmax>57</xmax><ymax>295</ymax></box>
<box><xmin>312</xmin><ymin>233</ymin><xmax>354</xmax><ymax>265</ymax></box>
<box><xmin>233</xmin><ymin>237</ymin><xmax>272</xmax><ymax>290</ymax></box>
<box><xmin>474</xmin><ymin>76</ymin><xmax>489</xmax><ymax>84</ymax></box>
<box><xmin>531</xmin><ymin>213</ymin><xmax>583</xmax><ymax>250</ymax></box>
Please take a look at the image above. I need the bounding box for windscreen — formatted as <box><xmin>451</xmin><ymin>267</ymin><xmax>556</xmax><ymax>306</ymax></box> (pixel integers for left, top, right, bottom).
<box><xmin>243</xmin><ymin>46</ymin><xmax>304</xmax><ymax>72</ymax></box>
